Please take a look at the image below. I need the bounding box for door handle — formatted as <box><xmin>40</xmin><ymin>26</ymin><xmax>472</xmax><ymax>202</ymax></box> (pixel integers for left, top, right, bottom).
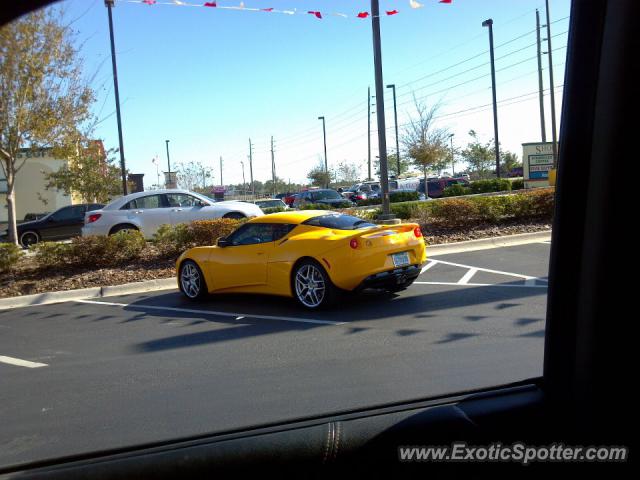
<box><xmin>172</xmin><ymin>208</ymin><xmax>183</xmax><ymax>212</ymax></box>
<box><xmin>134</xmin><ymin>210</ymin><xmax>143</xmax><ymax>214</ymax></box>
<box><xmin>257</xmin><ymin>252</ymin><xmax>265</xmax><ymax>255</ymax></box>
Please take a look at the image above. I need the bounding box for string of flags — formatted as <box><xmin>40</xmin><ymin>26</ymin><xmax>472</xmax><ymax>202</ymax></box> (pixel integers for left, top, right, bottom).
<box><xmin>127</xmin><ymin>1</ymin><xmax>453</xmax><ymax>19</ymax></box>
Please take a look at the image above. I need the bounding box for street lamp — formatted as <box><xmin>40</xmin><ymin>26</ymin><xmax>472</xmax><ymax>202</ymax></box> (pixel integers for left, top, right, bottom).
<box><xmin>449</xmin><ymin>133</ymin><xmax>455</xmax><ymax>176</ymax></box>
<box><xmin>104</xmin><ymin>0</ymin><xmax>128</xmax><ymax>196</ymax></box>
<box><xmin>386</xmin><ymin>83</ymin><xmax>401</xmax><ymax>177</ymax></box>
<box><xmin>318</xmin><ymin>116</ymin><xmax>328</xmax><ymax>188</ymax></box>
<box><xmin>482</xmin><ymin>18</ymin><xmax>501</xmax><ymax>178</ymax></box>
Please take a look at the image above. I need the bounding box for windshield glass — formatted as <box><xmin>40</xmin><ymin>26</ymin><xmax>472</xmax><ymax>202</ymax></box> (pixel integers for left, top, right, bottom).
<box><xmin>311</xmin><ymin>190</ymin><xmax>342</xmax><ymax>201</ymax></box>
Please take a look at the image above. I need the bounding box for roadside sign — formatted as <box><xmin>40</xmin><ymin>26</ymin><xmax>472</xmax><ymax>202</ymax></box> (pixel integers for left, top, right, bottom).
<box><xmin>522</xmin><ymin>142</ymin><xmax>554</xmax><ymax>188</ymax></box>
<box><xmin>211</xmin><ymin>185</ymin><xmax>225</xmax><ymax>194</ymax></box>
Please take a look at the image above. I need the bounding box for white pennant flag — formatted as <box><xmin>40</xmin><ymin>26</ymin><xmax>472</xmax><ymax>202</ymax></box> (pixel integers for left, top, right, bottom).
<box><xmin>409</xmin><ymin>0</ymin><xmax>424</xmax><ymax>9</ymax></box>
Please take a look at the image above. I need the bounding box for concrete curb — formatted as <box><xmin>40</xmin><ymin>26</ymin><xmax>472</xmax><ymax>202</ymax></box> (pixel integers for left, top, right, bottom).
<box><xmin>428</xmin><ymin>230</ymin><xmax>552</xmax><ymax>256</ymax></box>
<box><xmin>0</xmin><ymin>278</ymin><xmax>176</xmax><ymax>310</ymax></box>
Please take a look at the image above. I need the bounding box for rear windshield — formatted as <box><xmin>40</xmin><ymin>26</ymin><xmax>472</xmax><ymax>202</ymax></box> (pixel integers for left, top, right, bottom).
<box><xmin>303</xmin><ymin>214</ymin><xmax>376</xmax><ymax>230</ymax></box>
<box><xmin>310</xmin><ymin>190</ymin><xmax>342</xmax><ymax>201</ymax></box>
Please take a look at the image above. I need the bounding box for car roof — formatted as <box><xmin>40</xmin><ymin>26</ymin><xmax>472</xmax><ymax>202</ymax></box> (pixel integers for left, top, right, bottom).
<box><xmin>248</xmin><ymin>210</ymin><xmax>335</xmax><ymax>224</ymax></box>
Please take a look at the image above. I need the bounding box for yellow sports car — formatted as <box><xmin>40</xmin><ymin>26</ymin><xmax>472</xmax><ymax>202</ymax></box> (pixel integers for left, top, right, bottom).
<box><xmin>176</xmin><ymin>211</ymin><xmax>427</xmax><ymax>309</ymax></box>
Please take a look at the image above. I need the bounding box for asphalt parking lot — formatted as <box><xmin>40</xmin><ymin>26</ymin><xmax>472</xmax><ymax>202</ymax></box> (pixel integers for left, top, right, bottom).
<box><xmin>0</xmin><ymin>240</ymin><xmax>550</xmax><ymax>469</ymax></box>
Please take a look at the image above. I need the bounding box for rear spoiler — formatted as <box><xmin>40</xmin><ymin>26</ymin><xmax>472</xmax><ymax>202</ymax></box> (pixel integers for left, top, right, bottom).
<box><xmin>347</xmin><ymin>222</ymin><xmax>418</xmax><ymax>239</ymax></box>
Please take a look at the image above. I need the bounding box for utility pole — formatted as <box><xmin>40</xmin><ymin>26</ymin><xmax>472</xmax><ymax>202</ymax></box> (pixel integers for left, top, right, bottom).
<box><xmin>367</xmin><ymin>86</ymin><xmax>372</xmax><ymax>181</ymax></box>
<box><xmin>386</xmin><ymin>83</ymin><xmax>401</xmax><ymax>177</ymax></box>
<box><xmin>270</xmin><ymin>136</ymin><xmax>276</xmax><ymax>196</ymax></box>
<box><xmin>248</xmin><ymin>138</ymin><xmax>255</xmax><ymax>198</ymax></box>
<box><xmin>536</xmin><ymin>9</ymin><xmax>547</xmax><ymax>142</ymax></box>
<box><xmin>449</xmin><ymin>134</ymin><xmax>455</xmax><ymax>176</ymax></box>
<box><xmin>240</xmin><ymin>160</ymin><xmax>246</xmax><ymax>199</ymax></box>
<box><xmin>318</xmin><ymin>116</ymin><xmax>328</xmax><ymax>188</ymax></box>
<box><xmin>104</xmin><ymin>0</ymin><xmax>128</xmax><ymax>196</ymax></box>
<box><xmin>370</xmin><ymin>0</ymin><xmax>392</xmax><ymax>217</ymax></box>
<box><xmin>219</xmin><ymin>156</ymin><xmax>223</xmax><ymax>187</ymax></box>
<box><xmin>482</xmin><ymin>18</ymin><xmax>501</xmax><ymax>178</ymax></box>
<box><xmin>545</xmin><ymin>0</ymin><xmax>559</xmax><ymax>168</ymax></box>
<box><xmin>165</xmin><ymin>139</ymin><xmax>172</xmax><ymax>188</ymax></box>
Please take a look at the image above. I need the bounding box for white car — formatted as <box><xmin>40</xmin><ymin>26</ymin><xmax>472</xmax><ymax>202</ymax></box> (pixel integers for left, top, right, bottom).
<box><xmin>81</xmin><ymin>189</ymin><xmax>263</xmax><ymax>238</ymax></box>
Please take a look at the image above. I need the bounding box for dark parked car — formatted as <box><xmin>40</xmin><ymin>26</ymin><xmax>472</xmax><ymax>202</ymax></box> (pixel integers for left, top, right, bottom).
<box><xmin>0</xmin><ymin>203</ymin><xmax>104</xmax><ymax>248</ymax></box>
<box><xmin>22</xmin><ymin>212</ymin><xmax>50</xmax><ymax>222</ymax></box>
<box><xmin>419</xmin><ymin>177</ymin><xmax>470</xmax><ymax>198</ymax></box>
<box><xmin>292</xmin><ymin>189</ymin><xmax>354</xmax><ymax>209</ymax></box>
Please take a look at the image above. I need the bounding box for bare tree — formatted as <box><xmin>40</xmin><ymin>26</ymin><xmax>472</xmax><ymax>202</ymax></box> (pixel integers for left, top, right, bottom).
<box><xmin>402</xmin><ymin>97</ymin><xmax>450</xmax><ymax>197</ymax></box>
<box><xmin>0</xmin><ymin>8</ymin><xmax>94</xmax><ymax>244</ymax></box>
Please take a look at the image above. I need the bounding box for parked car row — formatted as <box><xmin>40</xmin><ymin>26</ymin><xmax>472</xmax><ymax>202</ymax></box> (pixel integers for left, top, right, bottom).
<box><xmin>0</xmin><ymin>189</ymin><xmax>264</xmax><ymax>248</ymax></box>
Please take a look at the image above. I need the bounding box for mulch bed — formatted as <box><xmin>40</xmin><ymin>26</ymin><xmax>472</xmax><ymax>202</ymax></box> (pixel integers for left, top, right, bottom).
<box><xmin>1</xmin><ymin>219</ymin><xmax>551</xmax><ymax>299</ymax></box>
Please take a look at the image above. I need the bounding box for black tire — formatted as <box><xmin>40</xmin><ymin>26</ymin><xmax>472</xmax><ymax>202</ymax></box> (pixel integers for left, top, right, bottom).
<box><xmin>178</xmin><ymin>260</ymin><xmax>209</xmax><ymax>300</ymax></box>
<box><xmin>109</xmin><ymin>224</ymin><xmax>138</xmax><ymax>235</ymax></box>
<box><xmin>387</xmin><ymin>277</ymin><xmax>417</xmax><ymax>293</ymax></box>
<box><xmin>19</xmin><ymin>230</ymin><xmax>39</xmax><ymax>249</ymax></box>
<box><xmin>291</xmin><ymin>259</ymin><xmax>338</xmax><ymax>309</ymax></box>
<box><xmin>223</xmin><ymin>212</ymin><xmax>245</xmax><ymax>220</ymax></box>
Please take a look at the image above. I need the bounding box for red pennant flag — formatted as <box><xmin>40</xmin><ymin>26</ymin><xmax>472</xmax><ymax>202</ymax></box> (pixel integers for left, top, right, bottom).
<box><xmin>357</xmin><ymin>12</ymin><xmax>369</xmax><ymax>19</ymax></box>
<box><xmin>142</xmin><ymin>0</ymin><xmax>156</xmax><ymax>5</ymax></box>
<box><xmin>386</xmin><ymin>10</ymin><xmax>399</xmax><ymax>15</ymax></box>
<box><xmin>261</xmin><ymin>8</ymin><xmax>274</xmax><ymax>12</ymax></box>
<box><xmin>439</xmin><ymin>0</ymin><xmax>453</xmax><ymax>3</ymax></box>
<box><xmin>308</xmin><ymin>11</ymin><xmax>322</xmax><ymax>19</ymax></box>
<box><xmin>203</xmin><ymin>2</ymin><xmax>217</xmax><ymax>7</ymax></box>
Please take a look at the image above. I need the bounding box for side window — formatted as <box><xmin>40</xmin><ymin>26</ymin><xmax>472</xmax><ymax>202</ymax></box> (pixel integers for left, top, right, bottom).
<box><xmin>122</xmin><ymin>200</ymin><xmax>137</xmax><ymax>210</ymax></box>
<box><xmin>51</xmin><ymin>206</ymin><xmax>84</xmax><ymax>221</ymax></box>
<box><xmin>166</xmin><ymin>193</ymin><xmax>200</xmax><ymax>207</ymax></box>
<box><xmin>228</xmin><ymin>224</ymin><xmax>275</xmax><ymax>246</ymax></box>
<box><xmin>135</xmin><ymin>195</ymin><xmax>163</xmax><ymax>209</ymax></box>
<box><xmin>273</xmin><ymin>224</ymin><xmax>296</xmax><ymax>241</ymax></box>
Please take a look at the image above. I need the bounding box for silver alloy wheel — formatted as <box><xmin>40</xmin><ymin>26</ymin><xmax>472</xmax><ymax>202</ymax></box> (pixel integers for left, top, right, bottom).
<box><xmin>295</xmin><ymin>264</ymin><xmax>326</xmax><ymax>308</ymax></box>
<box><xmin>180</xmin><ymin>262</ymin><xmax>201</xmax><ymax>299</ymax></box>
<box><xmin>20</xmin><ymin>231</ymin><xmax>38</xmax><ymax>248</ymax></box>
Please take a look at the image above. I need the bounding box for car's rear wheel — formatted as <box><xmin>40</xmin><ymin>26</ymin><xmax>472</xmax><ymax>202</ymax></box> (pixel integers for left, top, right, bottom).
<box><xmin>19</xmin><ymin>230</ymin><xmax>39</xmax><ymax>249</ymax></box>
<box><xmin>223</xmin><ymin>212</ymin><xmax>245</xmax><ymax>220</ymax></box>
<box><xmin>292</xmin><ymin>259</ymin><xmax>337</xmax><ymax>309</ymax></box>
<box><xmin>179</xmin><ymin>260</ymin><xmax>208</xmax><ymax>300</ymax></box>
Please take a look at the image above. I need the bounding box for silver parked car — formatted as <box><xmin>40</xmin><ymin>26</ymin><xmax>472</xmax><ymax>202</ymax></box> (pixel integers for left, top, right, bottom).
<box><xmin>81</xmin><ymin>189</ymin><xmax>263</xmax><ymax>239</ymax></box>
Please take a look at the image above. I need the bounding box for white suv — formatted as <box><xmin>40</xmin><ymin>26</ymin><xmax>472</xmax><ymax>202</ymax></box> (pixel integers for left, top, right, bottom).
<box><xmin>82</xmin><ymin>189</ymin><xmax>263</xmax><ymax>238</ymax></box>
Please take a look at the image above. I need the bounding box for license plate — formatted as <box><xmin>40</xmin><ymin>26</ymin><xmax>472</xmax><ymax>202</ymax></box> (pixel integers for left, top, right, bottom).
<box><xmin>392</xmin><ymin>251</ymin><xmax>410</xmax><ymax>267</ymax></box>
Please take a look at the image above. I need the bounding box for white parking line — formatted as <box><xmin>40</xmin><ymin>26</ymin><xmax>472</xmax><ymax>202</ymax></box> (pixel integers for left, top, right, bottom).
<box><xmin>414</xmin><ymin>281</ymin><xmax>547</xmax><ymax>289</ymax></box>
<box><xmin>75</xmin><ymin>300</ymin><xmax>346</xmax><ymax>326</ymax></box>
<box><xmin>0</xmin><ymin>355</ymin><xmax>48</xmax><ymax>368</ymax></box>
<box><xmin>421</xmin><ymin>259</ymin><xmax>547</xmax><ymax>282</ymax></box>
<box><xmin>421</xmin><ymin>261</ymin><xmax>437</xmax><ymax>274</ymax></box>
<box><xmin>457</xmin><ymin>268</ymin><xmax>478</xmax><ymax>285</ymax></box>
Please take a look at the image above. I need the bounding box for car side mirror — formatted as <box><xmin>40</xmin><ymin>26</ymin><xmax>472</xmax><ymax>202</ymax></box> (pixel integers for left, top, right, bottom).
<box><xmin>217</xmin><ymin>237</ymin><xmax>230</xmax><ymax>248</ymax></box>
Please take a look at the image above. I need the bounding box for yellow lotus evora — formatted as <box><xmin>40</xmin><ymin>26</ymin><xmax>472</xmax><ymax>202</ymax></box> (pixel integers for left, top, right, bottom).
<box><xmin>176</xmin><ymin>210</ymin><xmax>427</xmax><ymax>309</ymax></box>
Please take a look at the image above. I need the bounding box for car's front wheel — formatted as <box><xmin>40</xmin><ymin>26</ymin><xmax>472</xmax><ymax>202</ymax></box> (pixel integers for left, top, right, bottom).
<box><xmin>19</xmin><ymin>230</ymin><xmax>39</xmax><ymax>249</ymax></box>
<box><xmin>292</xmin><ymin>259</ymin><xmax>337</xmax><ymax>309</ymax></box>
<box><xmin>179</xmin><ymin>260</ymin><xmax>208</xmax><ymax>300</ymax></box>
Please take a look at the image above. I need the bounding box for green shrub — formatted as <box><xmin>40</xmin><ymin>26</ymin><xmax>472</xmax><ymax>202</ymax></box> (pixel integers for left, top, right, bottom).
<box><xmin>31</xmin><ymin>242</ymin><xmax>75</xmax><ymax>269</ymax></box>
<box><xmin>0</xmin><ymin>243</ymin><xmax>23</xmax><ymax>273</ymax></box>
<box><xmin>262</xmin><ymin>206</ymin><xmax>287</xmax><ymax>214</ymax></box>
<box><xmin>390</xmin><ymin>191</ymin><xmax>419</xmax><ymax>203</ymax></box>
<box><xmin>153</xmin><ymin>219</ymin><xmax>245</xmax><ymax>257</ymax></box>
<box><xmin>469</xmin><ymin>178</ymin><xmax>512</xmax><ymax>194</ymax></box>
<box><xmin>31</xmin><ymin>231</ymin><xmax>146</xmax><ymax>269</ymax></box>
<box><xmin>511</xmin><ymin>179</ymin><xmax>524</xmax><ymax>190</ymax></box>
<box><xmin>390</xmin><ymin>201</ymin><xmax>422</xmax><ymax>220</ymax></box>
<box><xmin>298</xmin><ymin>203</ymin><xmax>339</xmax><ymax>210</ymax></box>
<box><xmin>442</xmin><ymin>184</ymin><xmax>472</xmax><ymax>197</ymax></box>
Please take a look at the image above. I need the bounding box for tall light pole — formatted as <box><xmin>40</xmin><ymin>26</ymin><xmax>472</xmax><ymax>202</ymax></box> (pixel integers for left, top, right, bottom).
<box><xmin>482</xmin><ymin>18</ymin><xmax>501</xmax><ymax>178</ymax></box>
<box><xmin>248</xmin><ymin>138</ymin><xmax>255</xmax><ymax>197</ymax></box>
<box><xmin>104</xmin><ymin>0</ymin><xmax>128</xmax><ymax>196</ymax></box>
<box><xmin>386</xmin><ymin>83</ymin><xmax>401</xmax><ymax>177</ymax></box>
<box><xmin>318</xmin><ymin>116</ymin><xmax>328</xmax><ymax>188</ymax></box>
<box><xmin>367</xmin><ymin>87</ymin><xmax>372</xmax><ymax>181</ymax></box>
<box><xmin>545</xmin><ymin>0</ymin><xmax>559</xmax><ymax>168</ymax></box>
<box><xmin>449</xmin><ymin>134</ymin><xmax>455</xmax><ymax>176</ymax></box>
<box><xmin>240</xmin><ymin>160</ymin><xmax>246</xmax><ymax>198</ymax></box>
<box><xmin>536</xmin><ymin>9</ymin><xmax>547</xmax><ymax>142</ymax></box>
<box><xmin>371</xmin><ymin>0</ymin><xmax>392</xmax><ymax>218</ymax></box>
<box><xmin>219</xmin><ymin>156</ymin><xmax>223</xmax><ymax>187</ymax></box>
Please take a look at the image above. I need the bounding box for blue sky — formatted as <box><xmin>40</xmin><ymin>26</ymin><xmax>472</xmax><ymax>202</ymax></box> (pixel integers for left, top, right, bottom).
<box><xmin>60</xmin><ymin>0</ymin><xmax>572</xmax><ymax>187</ymax></box>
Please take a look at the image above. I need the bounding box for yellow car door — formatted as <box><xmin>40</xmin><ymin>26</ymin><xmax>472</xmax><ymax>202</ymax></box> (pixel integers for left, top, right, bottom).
<box><xmin>208</xmin><ymin>223</ymin><xmax>276</xmax><ymax>290</ymax></box>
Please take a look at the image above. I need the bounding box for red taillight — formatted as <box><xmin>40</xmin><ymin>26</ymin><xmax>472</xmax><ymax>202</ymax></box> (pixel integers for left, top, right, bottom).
<box><xmin>350</xmin><ymin>238</ymin><xmax>359</xmax><ymax>249</ymax></box>
<box><xmin>414</xmin><ymin>226</ymin><xmax>423</xmax><ymax>238</ymax></box>
<box><xmin>87</xmin><ymin>213</ymin><xmax>101</xmax><ymax>224</ymax></box>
